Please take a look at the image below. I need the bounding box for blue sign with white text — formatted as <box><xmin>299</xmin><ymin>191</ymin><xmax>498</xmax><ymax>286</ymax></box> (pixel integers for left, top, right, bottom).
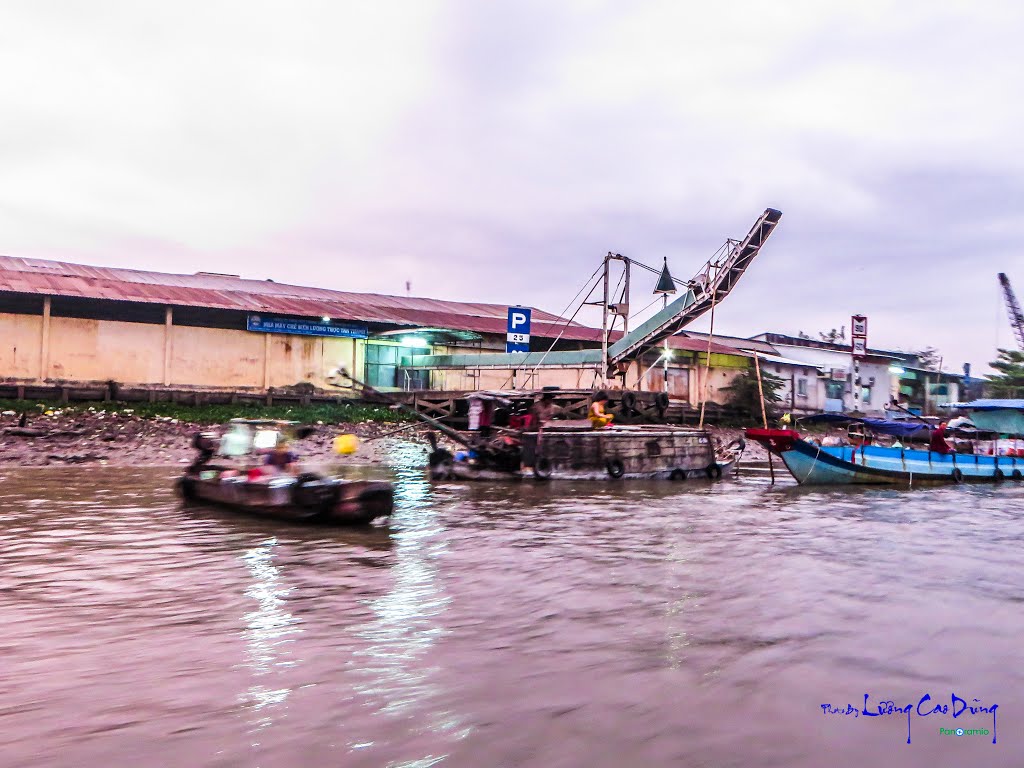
<box><xmin>247</xmin><ymin>315</ymin><xmax>368</xmax><ymax>339</ymax></box>
<box><xmin>506</xmin><ymin>307</ymin><xmax>531</xmax><ymax>353</ymax></box>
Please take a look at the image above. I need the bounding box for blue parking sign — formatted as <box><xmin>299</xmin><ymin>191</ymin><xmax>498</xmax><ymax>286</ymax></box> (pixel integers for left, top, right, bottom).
<box><xmin>506</xmin><ymin>307</ymin><xmax>531</xmax><ymax>353</ymax></box>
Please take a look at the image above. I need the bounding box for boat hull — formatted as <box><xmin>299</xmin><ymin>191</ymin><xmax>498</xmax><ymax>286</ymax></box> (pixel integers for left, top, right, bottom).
<box><xmin>178</xmin><ymin>473</ymin><xmax>394</xmax><ymax>524</ymax></box>
<box><xmin>746</xmin><ymin>429</ymin><xmax>1024</xmax><ymax>486</ymax></box>
<box><xmin>520</xmin><ymin>425</ymin><xmax>723</xmax><ymax>481</ymax></box>
<box><xmin>430</xmin><ymin>460</ymin><xmax>737</xmax><ymax>482</ymax></box>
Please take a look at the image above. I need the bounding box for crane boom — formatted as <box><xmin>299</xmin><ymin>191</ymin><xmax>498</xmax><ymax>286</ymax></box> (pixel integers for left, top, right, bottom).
<box><xmin>998</xmin><ymin>272</ymin><xmax>1024</xmax><ymax>350</ymax></box>
<box><xmin>606</xmin><ymin>208</ymin><xmax>782</xmax><ymax>366</ymax></box>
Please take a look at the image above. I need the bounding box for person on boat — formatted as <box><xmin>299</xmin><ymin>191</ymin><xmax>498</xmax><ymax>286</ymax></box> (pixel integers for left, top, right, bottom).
<box><xmin>589</xmin><ymin>391</ymin><xmax>614</xmax><ymax>429</ymax></box>
<box><xmin>529</xmin><ymin>392</ymin><xmax>557</xmax><ymax>431</ymax></box>
<box><xmin>264</xmin><ymin>436</ymin><xmax>299</xmax><ymax>474</ymax></box>
<box><xmin>929</xmin><ymin>422</ymin><xmax>953</xmax><ymax>455</ymax></box>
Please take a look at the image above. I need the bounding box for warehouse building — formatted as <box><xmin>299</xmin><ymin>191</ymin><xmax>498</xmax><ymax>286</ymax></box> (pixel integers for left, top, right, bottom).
<box><xmin>0</xmin><ymin>255</ymin><xmax>602</xmax><ymax>393</ymax></box>
<box><xmin>0</xmin><ymin>255</ymin><xmax>808</xmax><ymax>408</ymax></box>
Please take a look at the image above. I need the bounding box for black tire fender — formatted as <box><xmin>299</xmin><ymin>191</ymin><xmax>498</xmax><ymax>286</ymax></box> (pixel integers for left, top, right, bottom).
<box><xmin>655</xmin><ymin>392</ymin><xmax>670</xmax><ymax>411</ymax></box>
<box><xmin>951</xmin><ymin>468</ymin><xmax>964</xmax><ymax>484</ymax></box>
<box><xmin>178</xmin><ymin>477</ymin><xmax>198</xmax><ymax>501</ymax></box>
<box><xmin>1013</xmin><ymin>469</ymin><xmax>1023</xmax><ymax>481</ymax></box>
<box><xmin>428</xmin><ymin>448</ymin><xmax>453</xmax><ymax>468</ymax></box>
<box><xmin>669</xmin><ymin>468</ymin><xmax>687</xmax><ymax>481</ymax></box>
<box><xmin>993</xmin><ymin>468</ymin><xmax>1005</xmax><ymax>482</ymax></box>
<box><xmin>706</xmin><ymin>463</ymin><xmax>723</xmax><ymax>480</ymax></box>
<box><xmin>606</xmin><ymin>458</ymin><xmax>625</xmax><ymax>479</ymax></box>
<box><xmin>620</xmin><ymin>391</ymin><xmax>638</xmax><ymax>411</ymax></box>
<box><xmin>533</xmin><ymin>456</ymin><xmax>553</xmax><ymax>480</ymax></box>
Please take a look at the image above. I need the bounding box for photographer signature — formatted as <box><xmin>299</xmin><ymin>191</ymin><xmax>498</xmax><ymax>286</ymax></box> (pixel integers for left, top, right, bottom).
<box><xmin>820</xmin><ymin>693</ymin><xmax>998</xmax><ymax>744</ymax></box>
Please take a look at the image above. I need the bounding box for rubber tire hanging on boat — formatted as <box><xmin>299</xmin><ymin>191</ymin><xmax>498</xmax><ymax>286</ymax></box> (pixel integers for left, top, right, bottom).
<box><xmin>706</xmin><ymin>464</ymin><xmax>722</xmax><ymax>480</ymax></box>
<box><xmin>533</xmin><ymin>457</ymin><xmax>553</xmax><ymax>480</ymax></box>
<box><xmin>993</xmin><ymin>468</ymin><xmax>1005</xmax><ymax>482</ymax></box>
<box><xmin>606</xmin><ymin>458</ymin><xmax>625</xmax><ymax>478</ymax></box>
<box><xmin>669</xmin><ymin>468</ymin><xmax>687</xmax><ymax>481</ymax></box>
<box><xmin>654</xmin><ymin>392</ymin><xmax>670</xmax><ymax>411</ymax></box>
<box><xmin>293</xmin><ymin>472</ymin><xmax>325</xmax><ymax>508</ymax></box>
<box><xmin>178</xmin><ymin>477</ymin><xmax>198</xmax><ymax>501</ymax></box>
<box><xmin>433</xmin><ymin>457</ymin><xmax>454</xmax><ymax>480</ymax></box>
<box><xmin>1013</xmin><ymin>469</ymin><xmax>1023</xmax><ymax>481</ymax></box>
<box><xmin>620</xmin><ymin>391</ymin><xmax>638</xmax><ymax>411</ymax></box>
<box><xmin>951</xmin><ymin>468</ymin><xmax>964</xmax><ymax>484</ymax></box>
<box><xmin>427</xmin><ymin>448</ymin><xmax>453</xmax><ymax>468</ymax></box>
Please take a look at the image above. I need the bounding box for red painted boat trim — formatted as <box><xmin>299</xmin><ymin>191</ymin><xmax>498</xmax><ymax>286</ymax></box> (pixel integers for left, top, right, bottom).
<box><xmin>744</xmin><ymin>428</ymin><xmax>800</xmax><ymax>454</ymax></box>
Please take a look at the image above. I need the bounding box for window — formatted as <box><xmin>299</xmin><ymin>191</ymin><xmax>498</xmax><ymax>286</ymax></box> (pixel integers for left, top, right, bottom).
<box><xmin>862</xmin><ymin>386</ymin><xmax>872</xmax><ymax>404</ymax></box>
<box><xmin>366</xmin><ymin>343</ymin><xmax>432</xmax><ymax>389</ymax></box>
<box><xmin>365</xmin><ymin>343</ymin><xmax>399</xmax><ymax>388</ymax></box>
<box><xmin>825</xmin><ymin>381</ymin><xmax>844</xmax><ymax>400</ymax></box>
<box><xmin>797</xmin><ymin>378</ymin><xmax>808</xmax><ymax>397</ymax></box>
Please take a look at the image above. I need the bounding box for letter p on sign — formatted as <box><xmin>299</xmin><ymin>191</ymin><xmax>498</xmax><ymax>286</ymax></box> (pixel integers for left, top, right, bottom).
<box><xmin>506</xmin><ymin>306</ymin><xmax>532</xmax><ymax>353</ymax></box>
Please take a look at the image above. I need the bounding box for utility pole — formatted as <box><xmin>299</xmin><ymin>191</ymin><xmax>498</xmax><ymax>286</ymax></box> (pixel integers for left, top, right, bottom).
<box><xmin>850</xmin><ymin>315</ymin><xmax>868</xmax><ymax>414</ymax></box>
<box><xmin>621</xmin><ymin>257</ymin><xmax>631</xmax><ymax>337</ymax></box>
<box><xmin>600</xmin><ymin>252</ymin><xmax>610</xmax><ymax>388</ymax></box>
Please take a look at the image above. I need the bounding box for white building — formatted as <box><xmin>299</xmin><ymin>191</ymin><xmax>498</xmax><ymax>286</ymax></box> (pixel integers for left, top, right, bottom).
<box><xmin>749</xmin><ymin>333</ymin><xmax>901</xmax><ymax>415</ymax></box>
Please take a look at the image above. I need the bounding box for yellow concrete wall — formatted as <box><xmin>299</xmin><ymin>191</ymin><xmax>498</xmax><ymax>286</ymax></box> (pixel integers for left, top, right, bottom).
<box><xmin>0</xmin><ymin>312</ymin><xmax>42</xmax><ymax>380</ymax></box>
<box><xmin>48</xmin><ymin>317</ymin><xmax>165</xmax><ymax>383</ymax></box>
<box><xmin>695</xmin><ymin>367</ymin><xmax>745</xmax><ymax>404</ymax></box>
<box><xmin>267</xmin><ymin>334</ymin><xmax>321</xmax><ymax>387</ymax></box>
<box><xmin>265</xmin><ymin>335</ymin><xmax>359</xmax><ymax>390</ymax></box>
<box><xmin>171</xmin><ymin>325</ymin><xmax>264</xmax><ymax>388</ymax></box>
<box><xmin>320</xmin><ymin>337</ymin><xmax>360</xmax><ymax>391</ymax></box>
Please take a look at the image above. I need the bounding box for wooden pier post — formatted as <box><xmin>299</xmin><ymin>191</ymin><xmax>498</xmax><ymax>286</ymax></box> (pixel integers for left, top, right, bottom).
<box><xmin>754</xmin><ymin>353</ymin><xmax>775</xmax><ymax>485</ymax></box>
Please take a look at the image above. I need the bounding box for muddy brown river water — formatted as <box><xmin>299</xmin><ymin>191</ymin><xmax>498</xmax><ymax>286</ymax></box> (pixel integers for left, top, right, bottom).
<box><xmin>1</xmin><ymin>445</ymin><xmax>1021</xmax><ymax>767</ymax></box>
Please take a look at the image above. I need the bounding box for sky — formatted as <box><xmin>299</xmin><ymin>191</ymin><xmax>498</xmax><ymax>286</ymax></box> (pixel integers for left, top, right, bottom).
<box><xmin>1</xmin><ymin>0</ymin><xmax>1022</xmax><ymax>373</ymax></box>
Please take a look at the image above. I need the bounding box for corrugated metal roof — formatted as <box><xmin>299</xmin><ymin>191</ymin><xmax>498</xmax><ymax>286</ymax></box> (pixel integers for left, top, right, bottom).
<box><xmin>0</xmin><ymin>256</ymin><xmax>760</xmax><ymax>358</ymax></box>
<box><xmin>0</xmin><ymin>255</ymin><xmax>591</xmax><ymax>339</ymax></box>
<box><xmin>665</xmin><ymin>336</ymin><xmax>753</xmax><ymax>357</ymax></box>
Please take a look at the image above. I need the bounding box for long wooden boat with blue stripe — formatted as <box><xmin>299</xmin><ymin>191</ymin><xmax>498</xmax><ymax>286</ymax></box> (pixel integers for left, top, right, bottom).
<box><xmin>745</xmin><ymin>428</ymin><xmax>1024</xmax><ymax>486</ymax></box>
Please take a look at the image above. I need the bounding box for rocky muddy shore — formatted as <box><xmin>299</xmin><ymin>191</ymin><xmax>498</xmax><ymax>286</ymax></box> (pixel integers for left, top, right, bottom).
<box><xmin>0</xmin><ymin>406</ymin><xmax>778</xmax><ymax>468</ymax></box>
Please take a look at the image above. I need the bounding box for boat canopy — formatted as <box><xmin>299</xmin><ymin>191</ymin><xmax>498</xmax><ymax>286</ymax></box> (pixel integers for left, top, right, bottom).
<box><xmin>800</xmin><ymin>413</ymin><xmax>930</xmax><ymax>438</ymax></box>
<box><xmin>943</xmin><ymin>400</ymin><xmax>1024</xmax><ymax>435</ymax></box>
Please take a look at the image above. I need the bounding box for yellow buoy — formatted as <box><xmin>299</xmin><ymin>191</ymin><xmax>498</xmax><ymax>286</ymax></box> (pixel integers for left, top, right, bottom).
<box><xmin>334</xmin><ymin>433</ymin><xmax>359</xmax><ymax>455</ymax></box>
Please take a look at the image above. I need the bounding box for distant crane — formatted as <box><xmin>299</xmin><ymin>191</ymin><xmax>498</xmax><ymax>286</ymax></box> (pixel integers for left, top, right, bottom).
<box><xmin>998</xmin><ymin>272</ymin><xmax>1024</xmax><ymax>350</ymax></box>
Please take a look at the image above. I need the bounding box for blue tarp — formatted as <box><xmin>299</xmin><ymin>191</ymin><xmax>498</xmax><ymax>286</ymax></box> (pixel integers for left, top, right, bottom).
<box><xmin>799</xmin><ymin>413</ymin><xmax>929</xmax><ymax>438</ymax></box>
<box><xmin>860</xmin><ymin>418</ymin><xmax>930</xmax><ymax>438</ymax></box>
<box><xmin>944</xmin><ymin>399</ymin><xmax>1024</xmax><ymax>411</ymax></box>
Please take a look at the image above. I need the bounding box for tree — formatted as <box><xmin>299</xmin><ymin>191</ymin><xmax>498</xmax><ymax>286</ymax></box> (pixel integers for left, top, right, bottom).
<box><xmin>986</xmin><ymin>348</ymin><xmax>1024</xmax><ymax>397</ymax></box>
<box><xmin>819</xmin><ymin>326</ymin><xmax>846</xmax><ymax>344</ymax></box>
<box><xmin>722</xmin><ymin>364</ymin><xmax>786</xmax><ymax>420</ymax></box>
<box><xmin>915</xmin><ymin>346</ymin><xmax>942</xmax><ymax>371</ymax></box>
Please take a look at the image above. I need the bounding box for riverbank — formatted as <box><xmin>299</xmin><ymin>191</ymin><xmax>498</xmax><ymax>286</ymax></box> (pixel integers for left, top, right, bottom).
<box><xmin>0</xmin><ymin>401</ymin><xmax>414</xmax><ymax>468</ymax></box>
<box><xmin>0</xmin><ymin>400</ymin><xmax>783</xmax><ymax>468</ymax></box>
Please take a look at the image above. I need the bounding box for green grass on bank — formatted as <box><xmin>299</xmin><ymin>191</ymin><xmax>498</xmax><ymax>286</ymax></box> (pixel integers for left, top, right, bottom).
<box><xmin>0</xmin><ymin>398</ymin><xmax>408</xmax><ymax>425</ymax></box>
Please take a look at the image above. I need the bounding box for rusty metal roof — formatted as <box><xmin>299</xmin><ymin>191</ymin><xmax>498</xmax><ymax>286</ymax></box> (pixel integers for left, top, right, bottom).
<box><xmin>0</xmin><ymin>255</ymin><xmax>593</xmax><ymax>339</ymax></box>
<box><xmin>0</xmin><ymin>255</ymin><xmax>757</xmax><ymax>357</ymax></box>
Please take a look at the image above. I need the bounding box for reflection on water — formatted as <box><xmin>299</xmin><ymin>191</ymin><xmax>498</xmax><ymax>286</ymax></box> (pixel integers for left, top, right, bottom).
<box><xmin>0</xmin><ymin>456</ymin><xmax>1023</xmax><ymax>768</ymax></box>
<box><xmin>240</xmin><ymin>537</ymin><xmax>300</xmax><ymax>731</ymax></box>
<box><xmin>347</xmin><ymin>454</ymin><xmax>464</xmax><ymax>765</ymax></box>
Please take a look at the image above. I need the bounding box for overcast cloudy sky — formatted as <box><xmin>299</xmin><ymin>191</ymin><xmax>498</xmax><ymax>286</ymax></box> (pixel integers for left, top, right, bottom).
<box><xmin>1</xmin><ymin>1</ymin><xmax>1021</xmax><ymax>372</ymax></box>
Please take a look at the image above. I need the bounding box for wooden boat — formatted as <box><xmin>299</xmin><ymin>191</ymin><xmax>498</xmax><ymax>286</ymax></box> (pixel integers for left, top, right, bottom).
<box><xmin>429</xmin><ymin>423</ymin><xmax>742</xmax><ymax>481</ymax></box>
<box><xmin>177</xmin><ymin>470</ymin><xmax>393</xmax><ymax>524</ymax></box>
<box><xmin>746</xmin><ymin>423</ymin><xmax>1024</xmax><ymax>486</ymax></box>
<box><xmin>176</xmin><ymin>420</ymin><xmax>394</xmax><ymax>525</ymax></box>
